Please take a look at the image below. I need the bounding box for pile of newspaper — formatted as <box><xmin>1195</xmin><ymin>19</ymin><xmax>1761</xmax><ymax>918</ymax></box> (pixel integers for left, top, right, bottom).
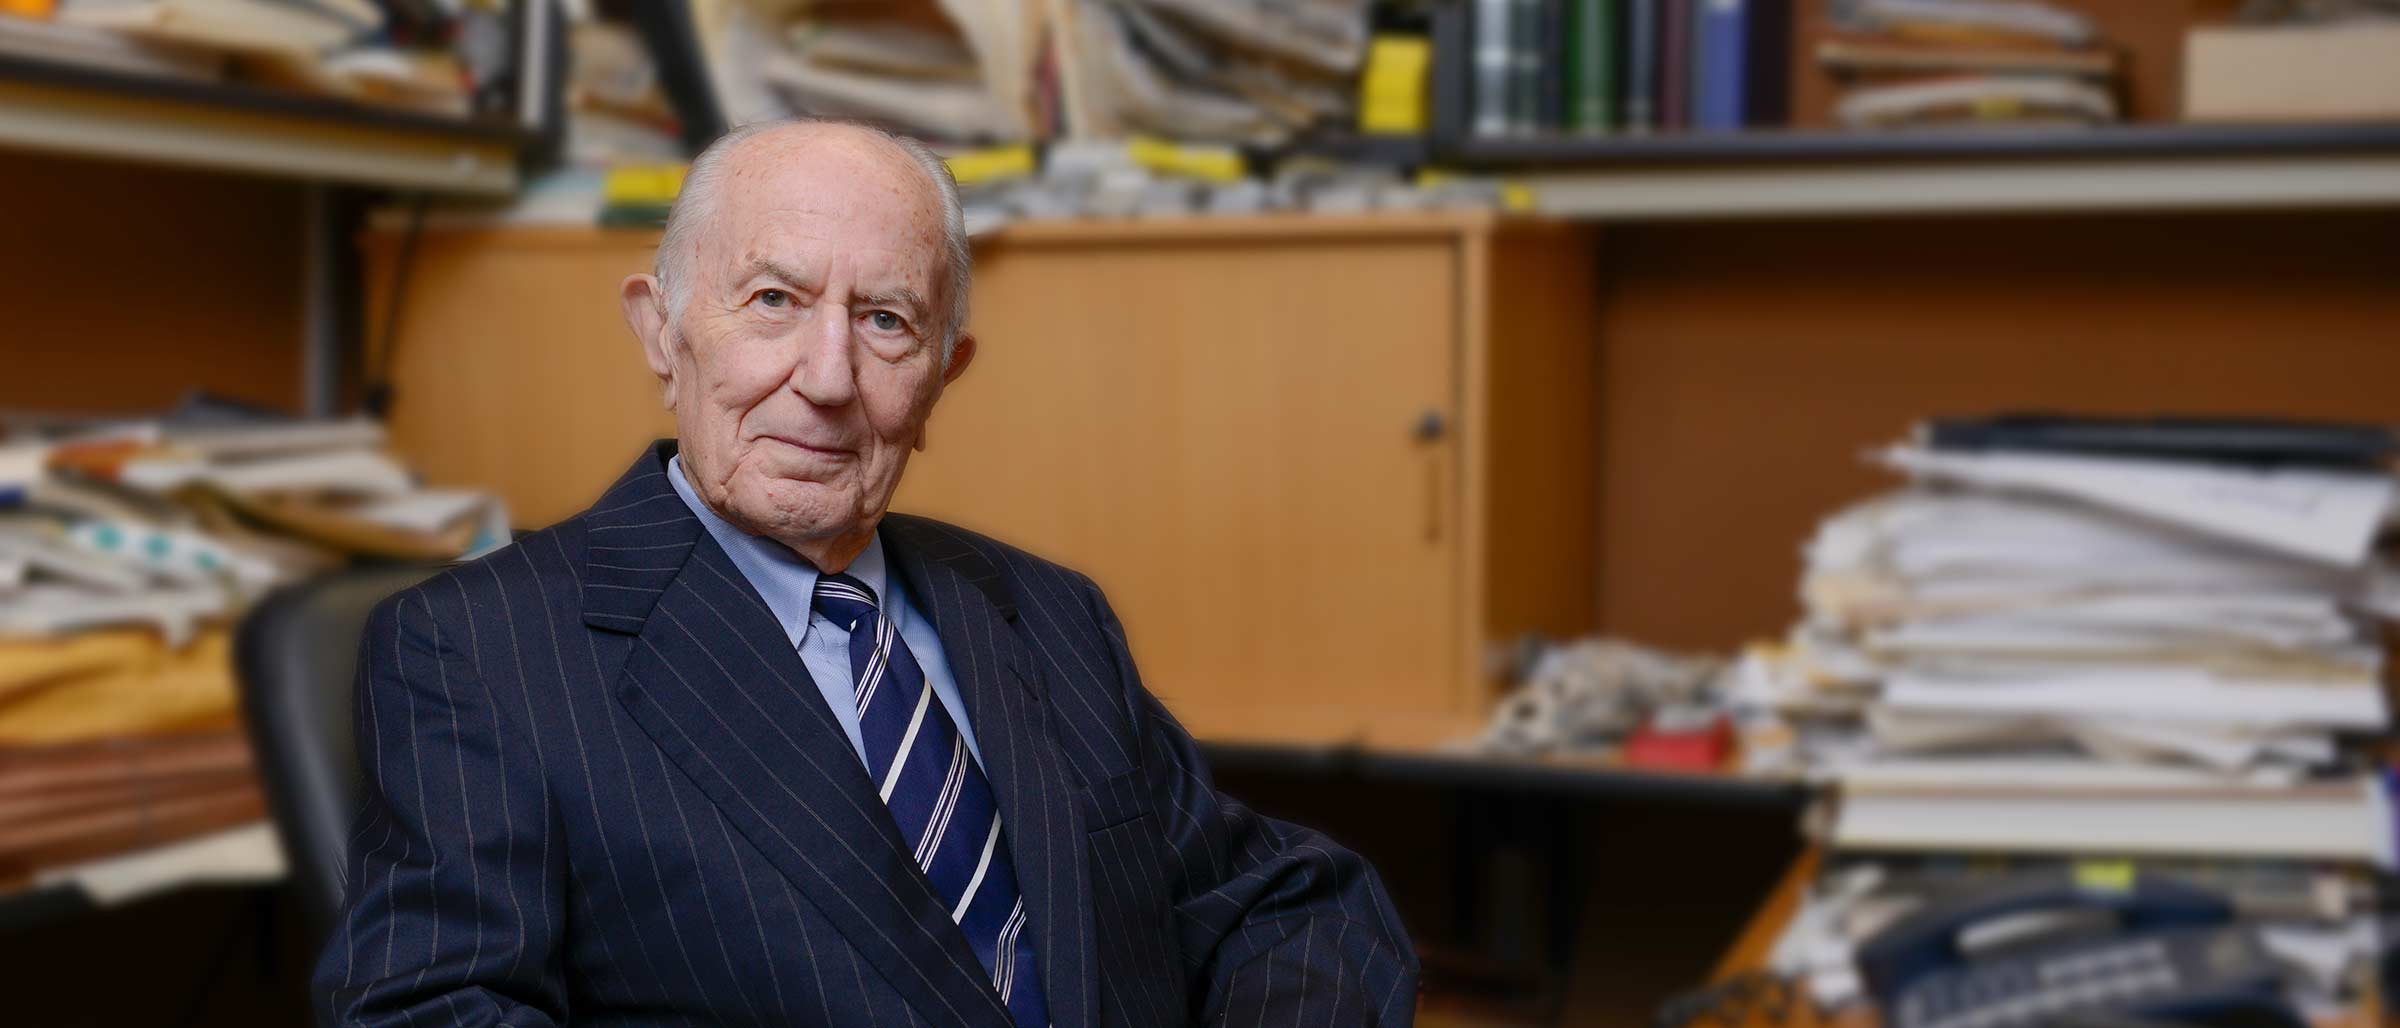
<box><xmin>694</xmin><ymin>0</ymin><xmax>1373</xmax><ymax>144</ymax></box>
<box><xmin>1</xmin><ymin>405</ymin><xmax>504</xmax><ymax>735</ymax></box>
<box><xmin>1737</xmin><ymin>417</ymin><xmax>2400</xmax><ymax>866</ymax></box>
<box><xmin>0</xmin><ymin>404</ymin><xmax>503</xmax><ymax>879</ymax></box>
<box><xmin>3</xmin><ymin>0</ymin><xmax>522</xmax><ymax>119</ymax></box>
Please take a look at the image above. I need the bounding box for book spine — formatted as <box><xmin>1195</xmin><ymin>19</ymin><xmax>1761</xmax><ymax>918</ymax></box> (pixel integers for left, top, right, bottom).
<box><xmin>1510</xmin><ymin>0</ymin><xmax>1543</xmax><ymax>134</ymax></box>
<box><xmin>1429</xmin><ymin>0</ymin><xmax>1471</xmax><ymax>148</ymax></box>
<box><xmin>1743</xmin><ymin>0</ymin><xmax>1791</xmax><ymax>127</ymax></box>
<box><xmin>1695</xmin><ymin>0</ymin><xmax>1746</xmax><ymax>130</ymax></box>
<box><xmin>1566</xmin><ymin>0</ymin><xmax>1616</xmax><ymax>132</ymax></box>
<box><xmin>1660</xmin><ymin>0</ymin><xmax>1691</xmax><ymax>130</ymax></box>
<box><xmin>1623</xmin><ymin>0</ymin><xmax>1657</xmax><ymax>132</ymax></box>
<box><xmin>1472</xmin><ymin>0</ymin><xmax>1513</xmax><ymax>137</ymax></box>
<box><xmin>1537</xmin><ymin>0</ymin><xmax>1568</xmax><ymax>132</ymax></box>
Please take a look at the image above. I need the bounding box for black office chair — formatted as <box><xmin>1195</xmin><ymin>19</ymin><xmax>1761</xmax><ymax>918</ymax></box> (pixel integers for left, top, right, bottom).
<box><xmin>236</xmin><ymin>563</ymin><xmax>442</xmax><ymax>938</ymax></box>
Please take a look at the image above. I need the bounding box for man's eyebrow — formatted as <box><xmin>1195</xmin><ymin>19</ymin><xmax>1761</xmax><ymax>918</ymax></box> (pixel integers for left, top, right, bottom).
<box><xmin>855</xmin><ymin>288</ymin><xmax>929</xmax><ymax>316</ymax></box>
<box><xmin>738</xmin><ymin>258</ymin><xmax>813</xmax><ymax>286</ymax></box>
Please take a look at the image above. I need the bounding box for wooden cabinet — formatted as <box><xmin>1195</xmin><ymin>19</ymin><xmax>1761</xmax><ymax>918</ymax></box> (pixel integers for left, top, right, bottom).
<box><xmin>367</xmin><ymin>213</ymin><xmax>1597</xmax><ymax>743</ymax></box>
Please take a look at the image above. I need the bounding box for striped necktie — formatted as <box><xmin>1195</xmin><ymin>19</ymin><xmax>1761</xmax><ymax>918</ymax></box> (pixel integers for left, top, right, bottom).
<box><xmin>812</xmin><ymin>573</ymin><xmax>1049</xmax><ymax>1028</ymax></box>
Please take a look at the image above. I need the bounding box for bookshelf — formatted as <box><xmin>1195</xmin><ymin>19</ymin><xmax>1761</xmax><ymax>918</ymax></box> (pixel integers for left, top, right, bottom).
<box><xmin>0</xmin><ymin>53</ymin><xmax>531</xmax><ymax>195</ymax></box>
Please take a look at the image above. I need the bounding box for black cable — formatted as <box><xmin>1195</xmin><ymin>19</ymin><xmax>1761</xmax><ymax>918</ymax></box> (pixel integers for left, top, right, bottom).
<box><xmin>363</xmin><ymin>192</ymin><xmax>430</xmax><ymax>420</ymax></box>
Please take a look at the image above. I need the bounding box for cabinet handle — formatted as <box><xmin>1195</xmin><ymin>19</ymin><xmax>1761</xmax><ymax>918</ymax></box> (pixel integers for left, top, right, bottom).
<box><xmin>1414</xmin><ymin>409</ymin><xmax>1446</xmax><ymax>543</ymax></box>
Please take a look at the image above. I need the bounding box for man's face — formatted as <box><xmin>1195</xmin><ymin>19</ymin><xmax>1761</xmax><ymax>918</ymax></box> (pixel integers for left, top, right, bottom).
<box><xmin>634</xmin><ymin>128</ymin><xmax>970</xmax><ymax>551</ymax></box>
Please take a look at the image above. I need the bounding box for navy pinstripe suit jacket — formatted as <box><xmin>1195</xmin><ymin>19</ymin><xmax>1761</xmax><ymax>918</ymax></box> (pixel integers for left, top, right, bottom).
<box><xmin>315</xmin><ymin>442</ymin><xmax>1418</xmax><ymax>1027</ymax></box>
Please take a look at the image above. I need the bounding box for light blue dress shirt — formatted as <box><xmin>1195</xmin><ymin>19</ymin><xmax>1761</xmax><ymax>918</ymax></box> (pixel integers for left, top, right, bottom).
<box><xmin>667</xmin><ymin>455</ymin><xmax>984</xmax><ymax>770</ymax></box>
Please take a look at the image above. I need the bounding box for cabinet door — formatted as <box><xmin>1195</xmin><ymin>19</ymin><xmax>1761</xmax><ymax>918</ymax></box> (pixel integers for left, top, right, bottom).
<box><xmin>375</xmin><ymin>231</ymin><xmax>672</xmax><ymax>529</ymax></box>
<box><xmin>894</xmin><ymin>234</ymin><xmax>1461</xmax><ymax>738</ymax></box>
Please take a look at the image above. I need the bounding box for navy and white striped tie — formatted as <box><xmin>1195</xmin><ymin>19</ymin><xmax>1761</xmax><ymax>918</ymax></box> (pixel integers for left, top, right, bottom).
<box><xmin>812</xmin><ymin>574</ymin><xmax>1048</xmax><ymax>1028</ymax></box>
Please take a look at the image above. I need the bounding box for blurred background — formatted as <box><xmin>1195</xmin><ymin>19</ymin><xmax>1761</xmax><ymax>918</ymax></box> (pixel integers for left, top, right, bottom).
<box><xmin>4</xmin><ymin>0</ymin><xmax>2400</xmax><ymax>1024</ymax></box>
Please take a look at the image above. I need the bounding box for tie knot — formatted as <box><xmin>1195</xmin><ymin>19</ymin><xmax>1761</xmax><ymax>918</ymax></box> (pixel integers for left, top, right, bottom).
<box><xmin>811</xmin><ymin>573</ymin><xmax>880</xmax><ymax>631</ymax></box>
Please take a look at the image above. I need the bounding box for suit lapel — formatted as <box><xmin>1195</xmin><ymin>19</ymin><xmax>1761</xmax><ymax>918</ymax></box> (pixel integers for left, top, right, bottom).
<box><xmin>884</xmin><ymin>514</ymin><xmax>1099</xmax><ymax>1028</ymax></box>
<box><xmin>582</xmin><ymin>445</ymin><xmax>1013</xmax><ymax>1028</ymax></box>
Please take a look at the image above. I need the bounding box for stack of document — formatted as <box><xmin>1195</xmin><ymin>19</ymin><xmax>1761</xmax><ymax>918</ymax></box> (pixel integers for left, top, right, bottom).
<box><xmin>46</xmin><ymin>0</ymin><xmax>513</xmax><ymax>119</ymax></box>
<box><xmin>0</xmin><ymin>407</ymin><xmax>505</xmax><ymax>878</ymax></box>
<box><xmin>693</xmin><ymin>0</ymin><xmax>1373</xmax><ymax>144</ymax></box>
<box><xmin>2</xmin><ymin>407</ymin><xmax>505</xmax><ymax>721</ymax></box>
<box><xmin>4</xmin><ymin>413</ymin><xmax>507</xmax><ymax>646</ymax></box>
<box><xmin>1737</xmin><ymin>416</ymin><xmax>2400</xmax><ymax>866</ymax></box>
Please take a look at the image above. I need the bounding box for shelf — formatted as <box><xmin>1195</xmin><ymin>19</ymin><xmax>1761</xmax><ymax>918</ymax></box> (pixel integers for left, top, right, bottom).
<box><xmin>1449</xmin><ymin>121</ymin><xmax>2400</xmax><ymax>166</ymax></box>
<box><xmin>1452</xmin><ymin>122</ymin><xmax>2400</xmax><ymax>219</ymax></box>
<box><xmin>0</xmin><ymin>54</ymin><xmax>530</xmax><ymax>194</ymax></box>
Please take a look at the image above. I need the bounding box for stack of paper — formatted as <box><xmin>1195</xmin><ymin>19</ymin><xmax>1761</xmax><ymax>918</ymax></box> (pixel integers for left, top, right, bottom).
<box><xmin>2</xmin><ymin>407</ymin><xmax>505</xmax><ymax>712</ymax></box>
<box><xmin>1737</xmin><ymin>421</ymin><xmax>2400</xmax><ymax>866</ymax></box>
<box><xmin>0</xmin><ymin>406</ymin><xmax>506</xmax><ymax>881</ymax></box>
<box><xmin>693</xmin><ymin>0</ymin><xmax>1372</xmax><ymax>144</ymax></box>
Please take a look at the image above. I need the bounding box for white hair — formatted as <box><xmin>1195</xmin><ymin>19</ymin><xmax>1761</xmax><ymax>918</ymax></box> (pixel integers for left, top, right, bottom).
<box><xmin>655</xmin><ymin>118</ymin><xmax>973</xmax><ymax>364</ymax></box>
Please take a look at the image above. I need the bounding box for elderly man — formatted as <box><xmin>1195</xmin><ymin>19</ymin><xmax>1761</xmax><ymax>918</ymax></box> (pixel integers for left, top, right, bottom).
<box><xmin>315</xmin><ymin>119</ymin><xmax>1418</xmax><ymax>1027</ymax></box>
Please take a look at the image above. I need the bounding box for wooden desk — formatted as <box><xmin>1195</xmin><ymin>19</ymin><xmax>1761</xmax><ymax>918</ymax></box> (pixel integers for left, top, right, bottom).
<box><xmin>1193</xmin><ymin>711</ymin><xmax>1811</xmax><ymax>809</ymax></box>
<box><xmin>1706</xmin><ymin>848</ymin><xmax>2383</xmax><ymax>1028</ymax></box>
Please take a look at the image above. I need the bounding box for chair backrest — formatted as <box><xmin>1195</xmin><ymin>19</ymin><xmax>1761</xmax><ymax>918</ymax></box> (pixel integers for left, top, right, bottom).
<box><xmin>235</xmin><ymin>564</ymin><xmax>441</xmax><ymax>936</ymax></box>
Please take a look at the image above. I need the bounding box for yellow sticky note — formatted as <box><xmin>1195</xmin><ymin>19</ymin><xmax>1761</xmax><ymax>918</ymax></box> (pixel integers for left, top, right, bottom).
<box><xmin>603</xmin><ymin>164</ymin><xmax>689</xmax><ymax>205</ymax></box>
<box><xmin>946</xmin><ymin>145</ymin><xmax>1036</xmax><ymax>186</ymax></box>
<box><xmin>1499</xmin><ymin>181</ymin><xmax>1535</xmax><ymax>213</ymax></box>
<box><xmin>1127</xmin><ymin>136</ymin><xmax>1246</xmax><ymax>183</ymax></box>
<box><xmin>2074</xmin><ymin>860</ymin><xmax>2136</xmax><ymax>893</ymax></box>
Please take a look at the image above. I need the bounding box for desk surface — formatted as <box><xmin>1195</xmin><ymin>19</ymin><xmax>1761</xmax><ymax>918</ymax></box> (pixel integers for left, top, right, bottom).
<box><xmin>1708</xmin><ymin>848</ymin><xmax>2382</xmax><ymax>1028</ymax></box>
<box><xmin>1192</xmin><ymin>712</ymin><xmax>1809</xmax><ymax>808</ymax></box>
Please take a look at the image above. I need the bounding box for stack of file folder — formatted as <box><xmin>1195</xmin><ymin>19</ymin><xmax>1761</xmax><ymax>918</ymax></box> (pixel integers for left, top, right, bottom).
<box><xmin>1738</xmin><ymin>415</ymin><xmax>2400</xmax><ymax>866</ymax></box>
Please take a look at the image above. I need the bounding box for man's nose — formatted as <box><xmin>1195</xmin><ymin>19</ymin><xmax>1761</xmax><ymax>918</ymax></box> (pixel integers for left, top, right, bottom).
<box><xmin>791</xmin><ymin>306</ymin><xmax>859</xmax><ymax>408</ymax></box>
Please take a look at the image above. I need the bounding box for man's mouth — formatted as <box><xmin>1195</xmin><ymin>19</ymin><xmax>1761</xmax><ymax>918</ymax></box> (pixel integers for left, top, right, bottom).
<box><xmin>762</xmin><ymin>434</ymin><xmax>857</xmax><ymax>459</ymax></box>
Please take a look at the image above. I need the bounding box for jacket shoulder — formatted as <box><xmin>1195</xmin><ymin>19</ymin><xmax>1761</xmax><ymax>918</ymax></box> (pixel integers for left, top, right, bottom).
<box><xmin>368</xmin><ymin>518</ymin><xmax>591</xmax><ymax>639</ymax></box>
<box><xmin>881</xmin><ymin>513</ymin><xmax>1107</xmax><ymax>620</ymax></box>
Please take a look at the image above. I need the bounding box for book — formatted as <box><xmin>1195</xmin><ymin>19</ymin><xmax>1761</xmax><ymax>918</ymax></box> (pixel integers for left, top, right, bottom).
<box><xmin>1470</xmin><ymin>0</ymin><xmax>1512</xmax><ymax>136</ymax></box>
<box><xmin>1563</xmin><ymin>0</ymin><xmax>1615</xmax><ymax>132</ymax></box>
<box><xmin>1692</xmin><ymin>0</ymin><xmax>1743</xmax><ymax>130</ymax></box>
<box><xmin>1659</xmin><ymin>0</ymin><xmax>1691</xmax><ymax>130</ymax></box>
<box><xmin>1429</xmin><ymin>0</ymin><xmax>1472</xmax><ymax>143</ymax></box>
<box><xmin>1739</xmin><ymin>0</ymin><xmax>1789</xmax><ymax>127</ymax></box>
<box><xmin>1535</xmin><ymin>0</ymin><xmax>1567</xmax><ymax>131</ymax></box>
<box><xmin>1622</xmin><ymin>0</ymin><xmax>1658</xmax><ymax>131</ymax></box>
<box><xmin>1508</xmin><ymin>0</ymin><xmax>1543</xmax><ymax>133</ymax></box>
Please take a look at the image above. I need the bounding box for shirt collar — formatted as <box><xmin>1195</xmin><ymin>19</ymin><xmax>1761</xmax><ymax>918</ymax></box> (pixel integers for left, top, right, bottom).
<box><xmin>666</xmin><ymin>454</ymin><xmax>890</xmax><ymax>623</ymax></box>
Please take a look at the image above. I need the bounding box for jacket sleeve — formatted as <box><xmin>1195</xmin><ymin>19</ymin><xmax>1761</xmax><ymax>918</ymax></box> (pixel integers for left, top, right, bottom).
<box><xmin>314</xmin><ymin>589</ymin><xmax>566</xmax><ymax>1027</ymax></box>
<box><xmin>1087</xmin><ymin>581</ymin><xmax>1421</xmax><ymax>1026</ymax></box>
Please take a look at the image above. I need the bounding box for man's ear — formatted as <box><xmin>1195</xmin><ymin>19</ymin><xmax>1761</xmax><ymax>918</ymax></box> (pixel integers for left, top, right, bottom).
<box><xmin>915</xmin><ymin>332</ymin><xmax>978</xmax><ymax>453</ymax></box>
<box><xmin>940</xmin><ymin>331</ymin><xmax>977</xmax><ymax>387</ymax></box>
<box><xmin>620</xmin><ymin>273</ymin><xmax>678</xmax><ymax>411</ymax></box>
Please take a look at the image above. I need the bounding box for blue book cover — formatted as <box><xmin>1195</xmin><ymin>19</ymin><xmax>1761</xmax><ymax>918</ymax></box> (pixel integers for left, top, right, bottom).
<box><xmin>1693</xmin><ymin>0</ymin><xmax>1746</xmax><ymax>131</ymax></box>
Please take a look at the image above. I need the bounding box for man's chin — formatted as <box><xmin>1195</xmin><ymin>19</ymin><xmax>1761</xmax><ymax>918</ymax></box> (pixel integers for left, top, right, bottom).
<box><xmin>733</xmin><ymin>480</ymin><xmax>871</xmax><ymax>540</ymax></box>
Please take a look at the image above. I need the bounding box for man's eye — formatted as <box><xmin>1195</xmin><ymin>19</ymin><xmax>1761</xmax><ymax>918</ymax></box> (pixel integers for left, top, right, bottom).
<box><xmin>867</xmin><ymin>310</ymin><xmax>904</xmax><ymax>332</ymax></box>
<box><xmin>756</xmin><ymin>289</ymin><xmax>789</xmax><ymax>308</ymax></box>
